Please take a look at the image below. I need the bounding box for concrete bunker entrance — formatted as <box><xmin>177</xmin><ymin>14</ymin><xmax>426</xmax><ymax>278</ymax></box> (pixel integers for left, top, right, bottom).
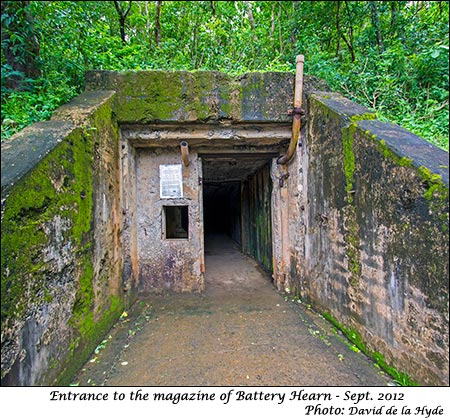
<box><xmin>202</xmin><ymin>154</ymin><xmax>275</xmax><ymax>276</ymax></box>
<box><xmin>121</xmin><ymin>123</ymin><xmax>291</xmax><ymax>294</ymax></box>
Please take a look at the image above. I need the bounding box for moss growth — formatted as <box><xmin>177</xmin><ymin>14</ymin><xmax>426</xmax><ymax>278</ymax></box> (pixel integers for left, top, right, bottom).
<box><xmin>418</xmin><ymin>167</ymin><xmax>449</xmax><ymax>233</ymax></box>
<box><xmin>70</xmin><ymin>255</ymin><xmax>95</xmax><ymax>337</ymax></box>
<box><xmin>341</xmin><ymin>111</ymin><xmax>377</xmax><ymax>201</ymax></box>
<box><xmin>1</xmin><ymin>95</ymin><xmax>124</xmax><ymax>385</ymax></box>
<box><xmin>322</xmin><ymin>311</ymin><xmax>419</xmax><ymax>386</ymax></box>
<box><xmin>418</xmin><ymin>166</ymin><xmax>448</xmax><ymax>203</ymax></box>
<box><xmin>342</xmin><ymin>205</ymin><xmax>362</xmax><ymax>289</ymax></box>
<box><xmin>1</xmin><ymin>128</ymin><xmax>93</xmax><ymax>324</ymax></box>
<box><xmin>350</xmin><ymin>113</ymin><xmax>376</xmax><ymax>123</ymax></box>
<box><xmin>340</xmin><ymin>122</ymin><xmax>362</xmax><ymax>289</ymax></box>
<box><xmin>55</xmin><ymin>295</ymin><xmax>123</xmax><ymax>386</ymax></box>
<box><xmin>374</xmin><ymin>139</ymin><xmax>448</xmax><ymax>216</ymax></box>
<box><xmin>116</xmin><ymin>71</ymin><xmax>184</xmax><ymax>121</ymax></box>
<box><xmin>377</xmin><ymin>139</ymin><xmax>414</xmax><ymax>168</ymax></box>
<box><xmin>374</xmin><ymin>139</ymin><xmax>448</xmax><ymax>232</ymax></box>
<box><xmin>115</xmin><ymin>70</ymin><xmax>237</xmax><ymax>122</ymax></box>
<box><xmin>342</xmin><ymin>123</ymin><xmax>357</xmax><ymax>203</ymax></box>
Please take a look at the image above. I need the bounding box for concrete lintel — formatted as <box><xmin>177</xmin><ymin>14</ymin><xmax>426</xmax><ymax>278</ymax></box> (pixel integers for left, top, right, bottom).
<box><xmin>1</xmin><ymin>121</ymin><xmax>76</xmax><ymax>196</ymax></box>
<box><xmin>122</xmin><ymin>123</ymin><xmax>292</xmax><ymax>148</ymax></box>
<box><xmin>357</xmin><ymin>119</ymin><xmax>449</xmax><ymax>185</ymax></box>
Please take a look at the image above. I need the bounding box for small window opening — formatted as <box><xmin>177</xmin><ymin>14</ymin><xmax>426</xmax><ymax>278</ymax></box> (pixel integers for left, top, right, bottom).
<box><xmin>164</xmin><ymin>206</ymin><xmax>189</xmax><ymax>239</ymax></box>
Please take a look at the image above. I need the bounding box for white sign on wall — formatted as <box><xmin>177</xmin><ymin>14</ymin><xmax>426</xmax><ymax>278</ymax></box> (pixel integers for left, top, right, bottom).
<box><xmin>159</xmin><ymin>164</ymin><xmax>183</xmax><ymax>198</ymax></box>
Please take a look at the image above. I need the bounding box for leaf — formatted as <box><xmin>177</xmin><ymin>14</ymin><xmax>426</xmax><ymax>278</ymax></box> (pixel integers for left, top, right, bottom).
<box><xmin>430</xmin><ymin>50</ymin><xmax>440</xmax><ymax>58</ymax></box>
<box><xmin>350</xmin><ymin>345</ymin><xmax>361</xmax><ymax>353</ymax></box>
<box><xmin>94</xmin><ymin>338</ymin><xmax>109</xmax><ymax>354</ymax></box>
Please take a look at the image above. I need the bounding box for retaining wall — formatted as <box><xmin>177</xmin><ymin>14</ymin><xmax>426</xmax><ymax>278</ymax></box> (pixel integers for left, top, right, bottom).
<box><xmin>1</xmin><ymin>91</ymin><xmax>123</xmax><ymax>385</ymax></box>
<box><xmin>1</xmin><ymin>70</ymin><xmax>448</xmax><ymax>385</ymax></box>
<box><xmin>295</xmin><ymin>92</ymin><xmax>449</xmax><ymax>385</ymax></box>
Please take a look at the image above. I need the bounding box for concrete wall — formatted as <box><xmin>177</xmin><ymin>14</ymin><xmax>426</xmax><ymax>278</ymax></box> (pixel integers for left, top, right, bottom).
<box><xmin>135</xmin><ymin>149</ymin><xmax>204</xmax><ymax>292</ymax></box>
<box><xmin>242</xmin><ymin>163</ymin><xmax>273</xmax><ymax>272</ymax></box>
<box><xmin>287</xmin><ymin>92</ymin><xmax>449</xmax><ymax>385</ymax></box>
<box><xmin>109</xmin><ymin>70</ymin><xmax>304</xmax><ymax>296</ymax></box>
<box><xmin>1</xmin><ymin>70</ymin><xmax>448</xmax><ymax>386</ymax></box>
<box><xmin>1</xmin><ymin>91</ymin><xmax>124</xmax><ymax>385</ymax></box>
<box><xmin>84</xmin><ymin>70</ymin><xmax>313</xmax><ymax>124</ymax></box>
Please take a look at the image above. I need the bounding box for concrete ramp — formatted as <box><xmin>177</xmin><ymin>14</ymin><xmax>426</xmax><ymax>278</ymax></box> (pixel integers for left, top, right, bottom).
<box><xmin>73</xmin><ymin>235</ymin><xmax>390</xmax><ymax>386</ymax></box>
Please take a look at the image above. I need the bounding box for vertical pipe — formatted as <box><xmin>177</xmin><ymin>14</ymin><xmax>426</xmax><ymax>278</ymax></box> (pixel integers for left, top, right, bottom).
<box><xmin>277</xmin><ymin>54</ymin><xmax>305</xmax><ymax>165</ymax></box>
<box><xmin>293</xmin><ymin>54</ymin><xmax>304</xmax><ymax>109</ymax></box>
<box><xmin>180</xmin><ymin>141</ymin><xmax>190</xmax><ymax>167</ymax></box>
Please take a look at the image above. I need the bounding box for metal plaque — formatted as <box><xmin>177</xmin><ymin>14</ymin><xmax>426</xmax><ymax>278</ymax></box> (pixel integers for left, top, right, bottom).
<box><xmin>160</xmin><ymin>164</ymin><xmax>183</xmax><ymax>198</ymax></box>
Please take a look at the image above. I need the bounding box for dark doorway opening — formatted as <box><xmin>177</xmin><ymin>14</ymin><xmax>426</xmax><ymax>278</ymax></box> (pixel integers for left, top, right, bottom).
<box><xmin>201</xmin><ymin>154</ymin><xmax>274</xmax><ymax>273</ymax></box>
<box><xmin>203</xmin><ymin>182</ymin><xmax>241</xmax><ymax>245</ymax></box>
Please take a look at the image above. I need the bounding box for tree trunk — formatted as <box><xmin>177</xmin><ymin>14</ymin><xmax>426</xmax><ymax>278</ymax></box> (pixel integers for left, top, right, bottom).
<box><xmin>389</xmin><ymin>1</ymin><xmax>406</xmax><ymax>40</ymax></box>
<box><xmin>369</xmin><ymin>1</ymin><xmax>383</xmax><ymax>52</ymax></box>
<box><xmin>244</xmin><ymin>1</ymin><xmax>258</xmax><ymax>41</ymax></box>
<box><xmin>335</xmin><ymin>1</ymin><xmax>342</xmax><ymax>56</ymax></box>
<box><xmin>343</xmin><ymin>1</ymin><xmax>355</xmax><ymax>61</ymax></box>
<box><xmin>335</xmin><ymin>1</ymin><xmax>355</xmax><ymax>61</ymax></box>
<box><xmin>270</xmin><ymin>3</ymin><xmax>275</xmax><ymax>37</ymax></box>
<box><xmin>390</xmin><ymin>1</ymin><xmax>397</xmax><ymax>30</ymax></box>
<box><xmin>1</xmin><ymin>1</ymin><xmax>41</xmax><ymax>90</ymax></box>
<box><xmin>113</xmin><ymin>1</ymin><xmax>133</xmax><ymax>44</ymax></box>
<box><xmin>145</xmin><ymin>1</ymin><xmax>152</xmax><ymax>50</ymax></box>
<box><xmin>155</xmin><ymin>1</ymin><xmax>162</xmax><ymax>47</ymax></box>
<box><xmin>278</xmin><ymin>2</ymin><xmax>283</xmax><ymax>53</ymax></box>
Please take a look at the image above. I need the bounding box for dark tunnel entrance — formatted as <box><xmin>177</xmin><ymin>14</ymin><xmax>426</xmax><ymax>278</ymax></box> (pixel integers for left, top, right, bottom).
<box><xmin>203</xmin><ymin>182</ymin><xmax>242</xmax><ymax>244</ymax></box>
<box><xmin>201</xmin><ymin>154</ymin><xmax>274</xmax><ymax>273</ymax></box>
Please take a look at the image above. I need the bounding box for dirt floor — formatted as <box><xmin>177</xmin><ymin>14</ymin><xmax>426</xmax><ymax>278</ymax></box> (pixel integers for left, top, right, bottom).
<box><xmin>73</xmin><ymin>234</ymin><xmax>393</xmax><ymax>386</ymax></box>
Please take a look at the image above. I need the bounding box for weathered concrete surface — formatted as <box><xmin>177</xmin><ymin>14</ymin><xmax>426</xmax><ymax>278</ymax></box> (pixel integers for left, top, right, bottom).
<box><xmin>73</xmin><ymin>235</ymin><xmax>391</xmax><ymax>386</ymax></box>
<box><xmin>1</xmin><ymin>91</ymin><xmax>124</xmax><ymax>385</ymax></box>
<box><xmin>85</xmin><ymin>70</ymin><xmax>328</xmax><ymax>124</ymax></box>
<box><xmin>357</xmin><ymin>119</ymin><xmax>449</xmax><ymax>184</ymax></box>
<box><xmin>135</xmin><ymin>149</ymin><xmax>204</xmax><ymax>292</ymax></box>
<box><xmin>2</xmin><ymin>70</ymin><xmax>448</xmax><ymax>388</ymax></box>
<box><xmin>287</xmin><ymin>91</ymin><xmax>449</xmax><ymax>386</ymax></box>
<box><xmin>51</xmin><ymin>90</ymin><xmax>117</xmax><ymax>126</ymax></box>
<box><xmin>1</xmin><ymin>121</ymin><xmax>75</xmax><ymax>195</ymax></box>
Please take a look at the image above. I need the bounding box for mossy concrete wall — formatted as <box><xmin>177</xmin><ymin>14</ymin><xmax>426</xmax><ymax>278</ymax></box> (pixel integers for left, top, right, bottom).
<box><xmin>1</xmin><ymin>70</ymin><xmax>448</xmax><ymax>386</ymax></box>
<box><xmin>291</xmin><ymin>91</ymin><xmax>449</xmax><ymax>385</ymax></box>
<box><xmin>85</xmin><ymin>70</ymin><xmax>327</xmax><ymax>124</ymax></box>
<box><xmin>92</xmin><ymin>70</ymin><xmax>322</xmax><ymax>296</ymax></box>
<box><xmin>1</xmin><ymin>91</ymin><xmax>123</xmax><ymax>385</ymax></box>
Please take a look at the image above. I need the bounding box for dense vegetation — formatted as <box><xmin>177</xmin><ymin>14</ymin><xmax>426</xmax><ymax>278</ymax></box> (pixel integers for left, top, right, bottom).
<box><xmin>1</xmin><ymin>1</ymin><xmax>448</xmax><ymax>150</ymax></box>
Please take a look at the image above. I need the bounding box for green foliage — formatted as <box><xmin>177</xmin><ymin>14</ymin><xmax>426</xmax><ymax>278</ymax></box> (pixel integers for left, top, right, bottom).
<box><xmin>1</xmin><ymin>1</ymin><xmax>42</xmax><ymax>88</ymax></box>
<box><xmin>1</xmin><ymin>76</ymin><xmax>78</xmax><ymax>137</ymax></box>
<box><xmin>1</xmin><ymin>1</ymin><xmax>448</xmax><ymax>150</ymax></box>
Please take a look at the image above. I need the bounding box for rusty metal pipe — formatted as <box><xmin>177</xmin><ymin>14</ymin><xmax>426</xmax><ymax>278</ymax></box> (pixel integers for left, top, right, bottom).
<box><xmin>180</xmin><ymin>141</ymin><xmax>190</xmax><ymax>167</ymax></box>
<box><xmin>277</xmin><ymin>54</ymin><xmax>305</xmax><ymax>165</ymax></box>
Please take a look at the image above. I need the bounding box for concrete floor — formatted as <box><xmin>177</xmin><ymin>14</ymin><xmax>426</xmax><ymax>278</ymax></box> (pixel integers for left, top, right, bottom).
<box><xmin>73</xmin><ymin>234</ymin><xmax>393</xmax><ymax>386</ymax></box>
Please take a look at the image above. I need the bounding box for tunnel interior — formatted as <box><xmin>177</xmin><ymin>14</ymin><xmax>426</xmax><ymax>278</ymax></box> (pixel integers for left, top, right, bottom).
<box><xmin>203</xmin><ymin>181</ymin><xmax>242</xmax><ymax>243</ymax></box>
<box><xmin>201</xmin><ymin>154</ymin><xmax>274</xmax><ymax>272</ymax></box>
